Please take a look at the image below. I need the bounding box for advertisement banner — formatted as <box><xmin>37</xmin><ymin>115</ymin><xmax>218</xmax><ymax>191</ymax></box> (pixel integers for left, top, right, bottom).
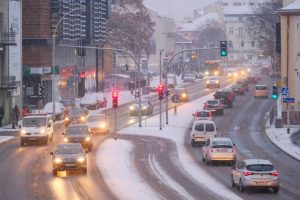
<box><xmin>9</xmin><ymin>0</ymin><xmax>22</xmax><ymax>83</ymax></box>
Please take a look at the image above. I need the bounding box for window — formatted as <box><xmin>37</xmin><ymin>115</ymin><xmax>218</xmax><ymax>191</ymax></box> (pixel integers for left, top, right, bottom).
<box><xmin>205</xmin><ymin>123</ymin><xmax>215</xmax><ymax>132</ymax></box>
<box><xmin>241</xmin><ymin>41</ymin><xmax>244</xmax><ymax>47</ymax></box>
<box><xmin>238</xmin><ymin>27</ymin><xmax>243</xmax><ymax>37</ymax></box>
<box><xmin>195</xmin><ymin>123</ymin><xmax>204</xmax><ymax>132</ymax></box>
<box><xmin>251</xmin><ymin>41</ymin><xmax>255</xmax><ymax>47</ymax></box>
<box><xmin>229</xmin><ymin>27</ymin><xmax>234</xmax><ymax>34</ymax></box>
<box><xmin>228</xmin><ymin>41</ymin><xmax>233</xmax><ymax>48</ymax></box>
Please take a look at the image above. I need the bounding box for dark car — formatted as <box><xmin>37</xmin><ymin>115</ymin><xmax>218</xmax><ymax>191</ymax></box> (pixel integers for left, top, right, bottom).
<box><xmin>129</xmin><ymin>100</ymin><xmax>153</xmax><ymax>116</ymax></box>
<box><xmin>50</xmin><ymin>143</ymin><xmax>87</xmax><ymax>176</ymax></box>
<box><xmin>231</xmin><ymin>84</ymin><xmax>245</xmax><ymax>95</ymax></box>
<box><xmin>63</xmin><ymin>124</ymin><xmax>93</xmax><ymax>152</ymax></box>
<box><xmin>172</xmin><ymin>87</ymin><xmax>189</xmax><ymax>102</ymax></box>
<box><xmin>214</xmin><ymin>90</ymin><xmax>234</xmax><ymax>108</ymax></box>
<box><xmin>236</xmin><ymin>79</ymin><xmax>249</xmax><ymax>92</ymax></box>
<box><xmin>65</xmin><ymin>107</ymin><xmax>88</xmax><ymax>126</ymax></box>
<box><xmin>203</xmin><ymin>99</ymin><xmax>224</xmax><ymax>116</ymax></box>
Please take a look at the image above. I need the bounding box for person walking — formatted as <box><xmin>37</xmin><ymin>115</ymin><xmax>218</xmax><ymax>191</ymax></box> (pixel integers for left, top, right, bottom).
<box><xmin>0</xmin><ymin>104</ymin><xmax>4</xmax><ymax>127</ymax></box>
<box><xmin>11</xmin><ymin>105</ymin><xmax>20</xmax><ymax>129</ymax></box>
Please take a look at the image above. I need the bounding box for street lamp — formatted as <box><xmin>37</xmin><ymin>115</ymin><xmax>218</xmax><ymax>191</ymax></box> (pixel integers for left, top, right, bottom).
<box><xmin>52</xmin><ymin>6</ymin><xmax>86</xmax><ymax>117</ymax></box>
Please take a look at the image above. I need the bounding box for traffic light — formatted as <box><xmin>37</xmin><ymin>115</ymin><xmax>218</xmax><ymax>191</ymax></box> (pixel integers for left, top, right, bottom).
<box><xmin>272</xmin><ymin>85</ymin><xmax>278</xmax><ymax>99</ymax></box>
<box><xmin>112</xmin><ymin>90</ymin><xmax>118</xmax><ymax>108</ymax></box>
<box><xmin>38</xmin><ymin>85</ymin><xmax>45</xmax><ymax>98</ymax></box>
<box><xmin>220</xmin><ymin>41</ymin><xmax>227</xmax><ymax>57</ymax></box>
<box><xmin>158</xmin><ymin>84</ymin><xmax>164</xmax><ymax>100</ymax></box>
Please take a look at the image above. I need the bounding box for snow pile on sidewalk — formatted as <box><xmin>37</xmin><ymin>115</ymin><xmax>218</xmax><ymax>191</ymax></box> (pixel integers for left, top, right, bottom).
<box><xmin>0</xmin><ymin>136</ymin><xmax>14</xmax><ymax>144</ymax></box>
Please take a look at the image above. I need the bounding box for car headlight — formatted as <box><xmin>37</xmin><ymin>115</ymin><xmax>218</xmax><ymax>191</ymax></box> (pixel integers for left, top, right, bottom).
<box><xmin>54</xmin><ymin>157</ymin><xmax>63</xmax><ymax>164</ymax></box>
<box><xmin>205</xmin><ymin>71</ymin><xmax>209</xmax><ymax>75</ymax></box>
<box><xmin>129</xmin><ymin>106</ymin><xmax>134</xmax><ymax>110</ymax></box>
<box><xmin>21</xmin><ymin>129</ymin><xmax>27</xmax><ymax>135</ymax></box>
<box><xmin>80</xmin><ymin>116</ymin><xmax>86</xmax><ymax>121</ymax></box>
<box><xmin>228</xmin><ymin>73</ymin><xmax>232</xmax><ymax>77</ymax></box>
<box><xmin>214</xmin><ymin>71</ymin><xmax>218</xmax><ymax>75</ymax></box>
<box><xmin>85</xmin><ymin>136</ymin><xmax>91</xmax><ymax>142</ymax></box>
<box><xmin>65</xmin><ymin>117</ymin><xmax>70</xmax><ymax>121</ymax></box>
<box><xmin>215</xmin><ymin>80</ymin><xmax>219</xmax><ymax>84</ymax></box>
<box><xmin>40</xmin><ymin>128</ymin><xmax>46</xmax><ymax>134</ymax></box>
<box><xmin>241</xmin><ymin>71</ymin><xmax>245</xmax><ymax>75</ymax></box>
<box><xmin>142</xmin><ymin>106</ymin><xmax>147</xmax><ymax>110</ymax></box>
<box><xmin>77</xmin><ymin>157</ymin><xmax>85</xmax><ymax>163</ymax></box>
<box><xmin>63</xmin><ymin>137</ymin><xmax>69</xmax><ymax>143</ymax></box>
<box><xmin>234</xmin><ymin>73</ymin><xmax>238</xmax><ymax>77</ymax></box>
<box><xmin>206</xmin><ymin>80</ymin><xmax>210</xmax><ymax>84</ymax></box>
<box><xmin>181</xmin><ymin>93</ymin><xmax>187</xmax><ymax>98</ymax></box>
<box><xmin>100</xmin><ymin>122</ymin><xmax>106</xmax><ymax>128</ymax></box>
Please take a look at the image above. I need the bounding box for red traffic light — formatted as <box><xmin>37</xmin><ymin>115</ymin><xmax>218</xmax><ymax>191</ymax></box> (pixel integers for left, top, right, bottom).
<box><xmin>79</xmin><ymin>72</ymin><xmax>85</xmax><ymax>78</ymax></box>
<box><xmin>157</xmin><ymin>84</ymin><xmax>164</xmax><ymax>92</ymax></box>
<box><xmin>112</xmin><ymin>90</ymin><xmax>118</xmax><ymax>99</ymax></box>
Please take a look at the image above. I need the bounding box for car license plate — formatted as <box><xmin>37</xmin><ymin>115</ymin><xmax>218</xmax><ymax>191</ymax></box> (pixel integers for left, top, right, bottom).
<box><xmin>217</xmin><ymin>149</ymin><xmax>227</xmax><ymax>152</ymax></box>
<box><xmin>29</xmin><ymin>138</ymin><xmax>37</xmax><ymax>141</ymax></box>
<box><xmin>255</xmin><ymin>181</ymin><xmax>266</xmax><ymax>185</ymax></box>
<box><xmin>65</xmin><ymin>163</ymin><xmax>75</xmax><ymax>167</ymax></box>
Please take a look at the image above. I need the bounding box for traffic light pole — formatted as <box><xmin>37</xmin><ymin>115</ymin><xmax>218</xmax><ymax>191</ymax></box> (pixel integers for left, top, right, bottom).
<box><xmin>159</xmin><ymin>49</ymin><xmax>164</xmax><ymax>130</ymax></box>
<box><xmin>114</xmin><ymin>107</ymin><xmax>117</xmax><ymax>133</ymax></box>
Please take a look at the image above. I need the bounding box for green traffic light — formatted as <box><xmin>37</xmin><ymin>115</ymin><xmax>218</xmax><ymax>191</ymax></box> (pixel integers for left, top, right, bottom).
<box><xmin>221</xmin><ymin>51</ymin><xmax>227</xmax><ymax>56</ymax></box>
<box><xmin>272</xmin><ymin>94</ymin><xmax>278</xmax><ymax>99</ymax></box>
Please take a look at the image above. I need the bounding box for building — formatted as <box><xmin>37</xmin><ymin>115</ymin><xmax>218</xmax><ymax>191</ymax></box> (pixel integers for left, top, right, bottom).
<box><xmin>22</xmin><ymin>0</ymin><xmax>111</xmax><ymax>106</ymax></box>
<box><xmin>0</xmin><ymin>0</ymin><xmax>21</xmax><ymax>125</ymax></box>
<box><xmin>277</xmin><ymin>0</ymin><xmax>300</xmax><ymax>125</ymax></box>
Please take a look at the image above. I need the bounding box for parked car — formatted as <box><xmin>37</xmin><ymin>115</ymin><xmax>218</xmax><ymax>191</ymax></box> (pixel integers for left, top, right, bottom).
<box><xmin>63</xmin><ymin>124</ymin><xmax>93</xmax><ymax>152</ymax></box>
<box><xmin>202</xmin><ymin>137</ymin><xmax>236</xmax><ymax>165</ymax></box>
<box><xmin>65</xmin><ymin>107</ymin><xmax>88</xmax><ymax>126</ymax></box>
<box><xmin>129</xmin><ymin>100</ymin><xmax>153</xmax><ymax>116</ymax></box>
<box><xmin>231</xmin><ymin>159</ymin><xmax>279</xmax><ymax>193</ymax></box>
<box><xmin>192</xmin><ymin>110</ymin><xmax>213</xmax><ymax>121</ymax></box>
<box><xmin>214</xmin><ymin>90</ymin><xmax>234</xmax><ymax>108</ymax></box>
<box><xmin>190</xmin><ymin>120</ymin><xmax>217</xmax><ymax>147</ymax></box>
<box><xmin>253</xmin><ymin>84</ymin><xmax>268</xmax><ymax>98</ymax></box>
<box><xmin>172</xmin><ymin>87</ymin><xmax>189</xmax><ymax>102</ymax></box>
<box><xmin>206</xmin><ymin>76</ymin><xmax>220</xmax><ymax>88</ymax></box>
<box><xmin>203</xmin><ymin>99</ymin><xmax>224</xmax><ymax>116</ymax></box>
<box><xmin>50</xmin><ymin>143</ymin><xmax>87</xmax><ymax>176</ymax></box>
<box><xmin>42</xmin><ymin>101</ymin><xmax>66</xmax><ymax>120</ymax></box>
<box><xmin>86</xmin><ymin>113</ymin><xmax>110</xmax><ymax>135</ymax></box>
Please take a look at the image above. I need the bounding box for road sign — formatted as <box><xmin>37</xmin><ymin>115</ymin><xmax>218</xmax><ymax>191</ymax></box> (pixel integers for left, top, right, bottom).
<box><xmin>282</xmin><ymin>97</ymin><xmax>295</xmax><ymax>103</ymax></box>
<box><xmin>281</xmin><ymin>87</ymin><xmax>289</xmax><ymax>96</ymax></box>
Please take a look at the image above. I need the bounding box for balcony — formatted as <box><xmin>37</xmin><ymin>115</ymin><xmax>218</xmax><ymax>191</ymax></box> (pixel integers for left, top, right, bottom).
<box><xmin>0</xmin><ymin>76</ymin><xmax>17</xmax><ymax>90</ymax></box>
<box><xmin>0</xmin><ymin>32</ymin><xmax>16</xmax><ymax>45</ymax></box>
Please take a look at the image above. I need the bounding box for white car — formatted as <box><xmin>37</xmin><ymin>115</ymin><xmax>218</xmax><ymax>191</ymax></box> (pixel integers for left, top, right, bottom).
<box><xmin>80</xmin><ymin>93</ymin><xmax>99</xmax><ymax>110</ymax></box>
<box><xmin>86</xmin><ymin>114</ymin><xmax>110</xmax><ymax>135</ymax></box>
<box><xmin>202</xmin><ymin>137</ymin><xmax>236</xmax><ymax>165</ymax></box>
<box><xmin>20</xmin><ymin>114</ymin><xmax>54</xmax><ymax>146</ymax></box>
<box><xmin>192</xmin><ymin>110</ymin><xmax>213</xmax><ymax>121</ymax></box>
<box><xmin>190</xmin><ymin>120</ymin><xmax>217</xmax><ymax>147</ymax></box>
<box><xmin>206</xmin><ymin>76</ymin><xmax>220</xmax><ymax>88</ymax></box>
<box><xmin>43</xmin><ymin>101</ymin><xmax>66</xmax><ymax>120</ymax></box>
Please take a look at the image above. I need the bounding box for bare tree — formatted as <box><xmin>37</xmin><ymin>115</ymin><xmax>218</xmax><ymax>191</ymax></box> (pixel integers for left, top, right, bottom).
<box><xmin>107</xmin><ymin>0</ymin><xmax>155</xmax><ymax>59</ymax></box>
<box><xmin>247</xmin><ymin>0</ymin><xmax>282</xmax><ymax>61</ymax></box>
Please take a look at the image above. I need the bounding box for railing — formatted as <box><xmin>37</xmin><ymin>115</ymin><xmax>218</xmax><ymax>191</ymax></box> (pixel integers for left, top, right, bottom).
<box><xmin>0</xmin><ymin>32</ymin><xmax>16</xmax><ymax>45</ymax></box>
<box><xmin>0</xmin><ymin>76</ymin><xmax>17</xmax><ymax>89</ymax></box>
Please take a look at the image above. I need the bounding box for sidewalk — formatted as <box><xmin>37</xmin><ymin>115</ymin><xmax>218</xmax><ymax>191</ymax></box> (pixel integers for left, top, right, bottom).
<box><xmin>265</xmin><ymin>116</ymin><xmax>300</xmax><ymax>161</ymax></box>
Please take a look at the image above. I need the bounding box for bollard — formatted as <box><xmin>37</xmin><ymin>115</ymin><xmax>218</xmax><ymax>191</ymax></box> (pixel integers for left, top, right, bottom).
<box><xmin>174</xmin><ymin>104</ymin><xmax>177</xmax><ymax>115</ymax></box>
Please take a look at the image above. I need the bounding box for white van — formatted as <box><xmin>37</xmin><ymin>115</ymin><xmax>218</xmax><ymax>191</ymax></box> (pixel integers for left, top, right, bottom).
<box><xmin>20</xmin><ymin>114</ymin><xmax>54</xmax><ymax>146</ymax></box>
<box><xmin>190</xmin><ymin>120</ymin><xmax>217</xmax><ymax>147</ymax></box>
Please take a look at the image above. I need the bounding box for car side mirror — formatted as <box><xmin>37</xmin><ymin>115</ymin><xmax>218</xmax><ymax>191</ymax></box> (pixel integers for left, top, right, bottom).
<box><xmin>50</xmin><ymin>152</ymin><xmax>53</xmax><ymax>155</ymax></box>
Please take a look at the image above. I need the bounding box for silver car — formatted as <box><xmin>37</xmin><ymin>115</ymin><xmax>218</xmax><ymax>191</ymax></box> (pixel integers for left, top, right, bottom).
<box><xmin>231</xmin><ymin>159</ymin><xmax>279</xmax><ymax>193</ymax></box>
<box><xmin>202</xmin><ymin>137</ymin><xmax>236</xmax><ymax>165</ymax></box>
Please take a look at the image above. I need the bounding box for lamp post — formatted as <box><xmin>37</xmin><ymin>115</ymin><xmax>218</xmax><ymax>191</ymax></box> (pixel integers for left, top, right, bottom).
<box><xmin>52</xmin><ymin>6</ymin><xmax>85</xmax><ymax>117</ymax></box>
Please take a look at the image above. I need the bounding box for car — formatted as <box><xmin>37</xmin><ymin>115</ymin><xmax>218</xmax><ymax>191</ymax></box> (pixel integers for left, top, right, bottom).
<box><xmin>206</xmin><ymin>76</ymin><xmax>220</xmax><ymax>88</ymax></box>
<box><xmin>227</xmin><ymin>70</ymin><xmax>239</xmax><ymax>80</ymax></box>
<box><xmin>231</xmin><ymin>84</ymin><xmax>245</xmax><ymax>95</ymax></box>
<box><xmin>182</xmin><ymin>72</ymin><xmax>196</xmax><ymax>82</ymax></box>
<box><xmin>42</xmin><ymin>101</ymin><xmax>67</xmax><ymax>120</ymax></box>
<box><xmin>20</xmin><ymin>114</ymin><xmax>54</xmax><ymax>146</ymax></box>
<box><xmin>63</xmin><ymin>124</ymin><xmax>93</xmax><ymax>152</ymax></box>
<box><xmin>59</xmin><ymin>99</ymin><xmax>75</xmax><ymax>112</ymax></box>
<box><xmin>190</xmin><ymin>120</ymin><xmax>217</xmax><ymax>147</ymax></box>
<box><xmin>247</xmin><ymin>73</ymin><xmax>259</xmax><ymax>83</ymax></box>
<box><xmin>253</xmin><ymin>84</ymin><xmax>268</xmax><ymax>98</ymax></box>
<box><xmin>50</xmin><ymin>143</ymin><xmax>87</xmax><ymax>176</ymax></box>
<box><xmin>214</xmin><ymin>90</ymin><xmax>234</xmax><ymax>108</ymax></box>
<box><xmin>65</xmin><ymin>107</ymin><xmax>88</xmax><ymax>126</ymax></box>
<box><xmin>202</xmin><ymin>137</ymin><xmax>236</xmax><ymax>165</ymax></box>
<box><xmin>203</xmin><ymin>99</ymin><xmax>224</xmax><ymax>116</ymax></box>
<box><xmin>80</xmin><ymin>93</ymin><xmax>106</xmax><ymax>110</ymax></box>
<box><xmin>236</xmin><ymin>79</ymin><xmax>249</xmax><ymax>92</ymax></box>
<box><xmin>94</xmin><ymin>93</ymin><xmax>108</xmax><ymax>108</ymax></box>
<box><xmin>129</xmin><ymin>100</ymin><xmax>153</xmax><ymax>116</ymax></box>
<box><xmin>192</xmin><ymin>110</ymin><xmax>213</xmax><ymax>121</ymax></box>
<box><xmin>165</xmin><ymin>74</ymin><xmax>177</xmax><ymax>88</ymax></box>
<box><xmin>231</xmin><ymin>159</ymin><xmax>279</xmax><ymax>193</ymax></box>
<box><xmin>196</xmin><ymin>71</ymin><xmax>204</xmax><ymax>79</ymax></box>
<box><xmin>86</xmin><ymin>113</ymin><xmax>110</xmax><ymax>135</ymax></box>
<box><xmin>172</xmin><ymin>87</ymin><xmax>189</xmax><ymax>102</ymax></box>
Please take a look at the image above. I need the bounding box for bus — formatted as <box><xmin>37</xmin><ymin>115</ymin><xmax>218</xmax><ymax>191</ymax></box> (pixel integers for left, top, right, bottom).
<box><xmin>203</xmin><ymin>60</ymin><xmax>223</xmax><ymax>76</ymax></box>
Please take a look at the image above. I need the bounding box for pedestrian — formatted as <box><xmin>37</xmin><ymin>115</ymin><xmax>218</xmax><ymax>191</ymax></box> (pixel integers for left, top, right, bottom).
<box><xmin>11</xmin><ymin>105</ymin><xmax>20</xmax><ymax>129</ymax></box>
<box><xmin>0</xmin><ymin>103</ymin><xmax>4</xmax><ymax>127</ymax></box>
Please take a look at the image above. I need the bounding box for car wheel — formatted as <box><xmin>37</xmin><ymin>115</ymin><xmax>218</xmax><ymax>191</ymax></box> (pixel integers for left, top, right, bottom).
<box><xmin>273</xmin><ymin>187</ymin><xmax>279</xmax><ymax>193</ymax></box>
<box><xmin>238</xmin><ymin>180</ymin><xmax>244</xmax><ymax>192</ymax></box>
<box><xmin>220</xmin><ymin>110</ymin><xmax>224</xmax><ymax>116</ymax></box>
<box><xmin>202</xmin><ymin>156</ymin><xmax>205</xmax><ymax>162</ymax></box>
<box><xmin>53</xmin><ymin>169</ymin><xmax>57</xmax><ymax>176</ymax></box>
<box><xmin>20</xmin><ymin>140</ymin><xmax>25</xmax><ymax>146</ymax></box>
<box><xmin>231</xmin><ymin>176</ymin><xmax>235</xmax><ymax>187</ymax></box>
<box><xmin>83</xmin><ymin>168</ymin><xmax>87</xmax><ymax>175</ymax></box>
<box><xmin>191</xmin><ymin>140</ymin><xmax>196</xmax><ymax>147</ymax></box>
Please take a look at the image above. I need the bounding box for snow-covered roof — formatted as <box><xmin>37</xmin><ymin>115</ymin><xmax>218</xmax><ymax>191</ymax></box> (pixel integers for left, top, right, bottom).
<box><xmin>278</xmin><ymin>0</ymin><xmax>300</xmax><ymax>14</ymax></box>
<box><xmin>177</xmin><ymin>12</ymin><xmax>220</xmax><ymax>32</ymax></box>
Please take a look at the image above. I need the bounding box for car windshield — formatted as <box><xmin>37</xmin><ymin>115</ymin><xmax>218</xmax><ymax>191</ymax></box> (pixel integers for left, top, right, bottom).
<box><xmin>215</xmin><ymin>92</ymin><xmax>227</xmax><ymax>98</ymax></box>
<box><xmin>206</xmin><ymin>123</ymin><xmax>215</xmax><ymax>131</ymax></box>
<box><xmin>174</xmin><ymin>88</ymin><xmax>186</xmax><ymax>93</ymax></box>
<box><xmin>255</xmin><ymin>86</ymin><xmax>267</xmax><ymax>90</ymax></box>
<box><xmin>56</xmin><ymin>146</ymin><xmax>83</xmax><ymax>154</ymax></box>
<box><xmin>208</xmin><ymin>77</ymin><xmax>218</xmax><ymax>81</ymax></box>
<box><xmin>211</xmin><ymin>141</ymin><xmax>232</xmax><ymax>148</ymax></box>
<box><xmin>67</xmin><ymin>126</ymin><xmax>89</xmax><ymax>134</ymax></box>
<box><xmin>87</xmin><ymin>115</ymin><xmax>105</xmax><ymax>122</ymax></box>
<box><xmin>132</xmin><ymin>100</ymin><xmax>148</xmax><ymax>105</ymax></box>
<box><xmin>196</xmin><ymin>112</ymin><xmax>209</xmax><ymax>117</ymax></box>
<box><xmin>207</xmin><ymin>100</ymin><xmax>218</xmax><ymax>105</ymax></box>
<box><xmin>246</xmin><ymin>164</ymin><xmax>274</xmax><ymax>171</ymax></box>
<box><xmin>194</xmin><ymin>123</ymin><xmax>204</xmax><ymax>131</ymax></box>
<box><xmin>70</xmin><ymin>109</ymin><xmax>85</xmax><ymax>115</ymax></box>
<box><xmin>22</xmin><ymin>117</ymin><xmax>47</xmax><ymax>127</ymax></box>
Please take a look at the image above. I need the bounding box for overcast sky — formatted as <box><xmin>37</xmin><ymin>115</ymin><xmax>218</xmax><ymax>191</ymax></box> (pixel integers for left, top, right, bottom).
<box><xmin>144</xmin><ymin>0</ymin><xmax>216</xmax><ymax>21</ymax></box>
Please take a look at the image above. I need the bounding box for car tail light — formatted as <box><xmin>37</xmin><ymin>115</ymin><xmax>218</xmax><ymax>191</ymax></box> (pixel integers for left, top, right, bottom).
<box><xmin>270</xmin><ymin>171</ymin><xmax>279</xmax><ymax>176</ymax></box>
<box><xmin>243</xmin><ymin>171</ymin><xmax>253</xmax><ymax>176</ymax></box>
<box><xmin>231</xmin><ymin>148</ymin><xmax>236</xmax><ymax>154</ymax></box>
<box><xmin>209</xmin><ymin>148</ymin><xmax>214</xmax><ymax>153</ymax></box>
<box><xmin>192</xmin><ymin>134</ymin><xmax>195</xmax><ymax>137</ymax></box>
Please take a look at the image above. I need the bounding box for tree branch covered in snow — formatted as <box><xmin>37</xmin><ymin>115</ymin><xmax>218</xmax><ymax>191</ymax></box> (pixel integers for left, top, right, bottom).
<box><xmin>107</xmin><ymin>0</ymin><xmax>155</xmax><ymax>58</ymax></box>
